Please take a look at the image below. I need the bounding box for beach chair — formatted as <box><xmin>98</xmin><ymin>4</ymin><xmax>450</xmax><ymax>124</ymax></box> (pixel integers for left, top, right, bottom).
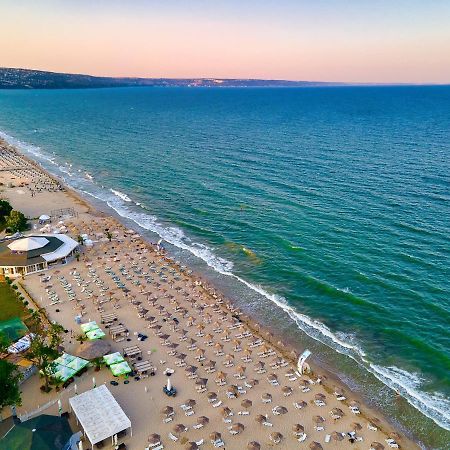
<box><xmin>298</xmin><ymin>433</ymin><xmax>307</xmax><ymax>443</ymax></box>
<box><xmin>367</xmin><ymin>424</ymin><xmax>378</xmax><ymax>431</ymax></box>
<box><xmin>262</xmin><ymin>421</ymin><xmax>273</xmax><ymax>427</ymax></box>
<box><xmin>213</xmin><ymin>440</ymin><xmax>224</xmax><ymax>448</ymax></box>
<box><xmin>195</xmin><ymin>439</ymin><xmax>204</xmax><ymax>446</ymax></box>
<box><xmin>162</xmin><ymin>417</ymin><xmax>173</xmax><ymax>424</ymax></box>
<box><xmin>314</xmin><ymin>426</ymin><xmax>325</xmax><ymax>432</ymax></box>
<box><xmin>212</xmin><ymin>400</ymin><xmax>223</xmax><ymax>408</ymax></box>
<box><xmin>168</xmin><ymin>433</ymin><xmax>178</xmax><ymax>441</ymax></box>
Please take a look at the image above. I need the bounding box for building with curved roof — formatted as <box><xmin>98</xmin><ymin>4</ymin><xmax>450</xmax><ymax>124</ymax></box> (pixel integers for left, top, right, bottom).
<box><xmin>0</xmin><ymin>234</ymin><xmax>78</xmax><ymax>278</ymax></box>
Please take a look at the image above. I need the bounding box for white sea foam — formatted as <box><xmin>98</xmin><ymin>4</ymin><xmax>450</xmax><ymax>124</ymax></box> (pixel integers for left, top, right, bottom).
<box><xmin>1</xmin><ymin>129</ymin><xmax>449</xmax><ymax>431</ymax></box>
<box><xmin>110</xmin><ymin>188</ymin><xmax>132</xmax><ymax>202</ymax></box>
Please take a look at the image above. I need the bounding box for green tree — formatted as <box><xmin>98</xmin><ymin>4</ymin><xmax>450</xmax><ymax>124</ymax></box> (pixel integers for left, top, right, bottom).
<box><xmin>0</xmin><ymin>334</ymin><xmax>22</xmax><ymax>411</ymax></box>
<box><xmin>105</xmin><ymin>230</ymin><xmax>113</xmax><ymax>242</ymax></box>
<box><xmin>5</xmin><ymin>210</ymin><xmax>27</xmax><ymax>233</ymax></box>
<box><xmin>0</xmin><ymin>199</ymin><xmax>12</xmax><ymax>229</ymax></box>
<box><xmin>76</xmin><ymin>235</ymin><xmax>84</xmax><ymax>246</ymax></box>
<box><xmin>24</xmin><ymin>318</ymin><xmax>64</xmax><ymax>392</ymax></box>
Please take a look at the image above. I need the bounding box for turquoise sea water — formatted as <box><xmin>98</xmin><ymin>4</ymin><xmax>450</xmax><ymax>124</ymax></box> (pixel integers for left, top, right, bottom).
<box><xmin>0</xmin><ymin>87</ymin><xmax>449</xmax><ymax>447</ymax></box>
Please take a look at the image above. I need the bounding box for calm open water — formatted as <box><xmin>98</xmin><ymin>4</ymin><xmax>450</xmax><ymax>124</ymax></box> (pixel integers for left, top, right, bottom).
<box><xmin>0</xmin><ymin>86</ymin><xmax>449</xmax><ymax>448</ymax></box>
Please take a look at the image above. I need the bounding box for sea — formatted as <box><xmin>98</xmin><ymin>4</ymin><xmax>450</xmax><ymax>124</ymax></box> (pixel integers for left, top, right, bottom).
<box><xmin>0</xmin><ymin>86</ymin><xmax>449</xmax><ymax>448</ymax></box>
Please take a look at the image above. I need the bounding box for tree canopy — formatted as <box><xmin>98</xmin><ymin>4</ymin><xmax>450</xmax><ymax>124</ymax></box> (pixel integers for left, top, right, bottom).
<box><xmin>5</xmin><ymin>210</ymin><xmax>28</xmax><ymax>233</ymax></box>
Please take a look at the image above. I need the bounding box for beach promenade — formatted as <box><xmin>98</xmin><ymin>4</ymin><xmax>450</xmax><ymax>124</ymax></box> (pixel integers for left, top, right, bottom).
<box><xmin>0</xmin><ymin>141</ymin><xmax>416</xmax><ymax>450</ymax></box>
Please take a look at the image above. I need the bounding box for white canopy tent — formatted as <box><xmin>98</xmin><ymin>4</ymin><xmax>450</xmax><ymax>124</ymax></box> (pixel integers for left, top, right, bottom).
<box><xmin>8</xmin><ymin>236</ymin><xmax>49</xmax><ymax>252</ymax></box>
<box><xmin>41</xmin><ymin>234</ymin><xmax>78</xmax><ymax>262</ymax></box>
<box><xmin>69</xmin><ymin>385</ymin><xmax>131</xmax><ymax>446</ymax></box>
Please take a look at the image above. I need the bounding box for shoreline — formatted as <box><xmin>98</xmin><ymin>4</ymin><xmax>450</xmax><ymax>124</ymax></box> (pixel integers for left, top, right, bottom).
<box><xmin>0</xmin><ymin>136</ymin><xmax>422</xmax><ymax>449</ymax></box>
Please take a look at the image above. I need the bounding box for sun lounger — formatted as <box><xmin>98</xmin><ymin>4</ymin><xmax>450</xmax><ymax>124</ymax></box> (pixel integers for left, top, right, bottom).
<box><xmin>298</xmin><ymin>433</ymin><xmax>307</xmax><ymax>442</ymax></box>
<box><xmin>263</xmin><ymin>421</ymin><xmax>273</xmax><ymax>427</ymax></box>
<box><xmin>212</xmin><ymin>400</ymin><xmax>223</xmax><ymax>408</ymax></box>
<box><xmin>367</xmin><ymin>424</ymin><xmax>378</xmax><ymax>431</ymax></box>
<box><xmin>325</xmin><ymin>434</ymin><xmax>331</xmax><ymax>443</ymax></box>
<box><xmin>168</xmin><ymin>433</ymin><xmax>178</xmax><ymax>441</ymax></box>
<box><xmin>213</xmin><ymin>440</ymin><xmax>224</xmax><ymax>448</ymax></box>
<box><xmin>315</xmin><ymin>426</ymin><xmax>324</xmax><ymax>432</ymax></box>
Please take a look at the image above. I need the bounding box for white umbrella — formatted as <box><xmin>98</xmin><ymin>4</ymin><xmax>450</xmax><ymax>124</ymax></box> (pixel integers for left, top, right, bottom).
<box><xmin>58</xmin><ymin>399</ymin><xmax>62</xmax><ymax>416</ymax></box>
<box><xmin>78</xmin><ymin>440</ymin><xmax>83</xmax><ymax>450</ymax></box>
<box><xmin>92</xmin><ymin>377</ymin><xmax>96</xmax><ymax>388</ymax></box>
<box><xmin>167</xmin><ymin>378</ymin><xmax>172</xmax><ymax>391</ymax></box>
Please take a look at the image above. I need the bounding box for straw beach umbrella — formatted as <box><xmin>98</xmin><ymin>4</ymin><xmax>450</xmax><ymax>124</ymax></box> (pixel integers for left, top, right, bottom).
<box><xmin>221</xmin><ymin>407</ymin><xmax>232</xmax><ymax>418</ymax></box>
<box><xmin>292</xmin><ymin>424</ymin><xmax>305</xmax><ymax>435</ymax></box>
<box><xmin>261</xmin><ymin>392</ymin><xmax>272</xmax><ymax>402</ymax></box>
<box><xmin>173</xmin><ymin>424</ymin><xmax>187</xmax><ymax>435</ymax></box>
<box><xmin>274</xmin><ymin>406</ymin><xmax>288</xmax><ymax>415</ymax></box>
<box><xmin>210</xmin><ymin>431</ymin><xmax>222</xmax><ymax>441</ymax></box>
<box><xmin>241</xmin><ymin>399</ymin><xmax>252</xmax><ymax>409</ymax></box>
<box><xmin>331</xmin><ymin>407</ymin><xmax>344</xmax><ymax>418</ymax></box>
<box><xmin>161</xmin><ymin>406</ymin><xmax>174</xmax><ymax>416</ymax></box>
<box><xmin>185</xmin><ymin>442</ymin><xmax>198</xmax><ymax>450</ymax></box>
<box><xmin>247</xmin><ymin>441</ymin><xmax>261</xmax><ymax>450</ymax></box>
<box><xmin>197</xmin><ymin>416</ymin><xmax>209</xmax><ymax>426</ymax></box>
<box><xmin>231</xmin><ymin>423</ymin><xmax>244</xmax><ymax>434</ymax></box>
<box><xmin>255</xmin><ymin>415</ymin><xmax>266</xmax><ymax>425</ymax></box>
<box><xmin>331</xmin><ymin>431</ymin><xmax>344</xmax><ymax>442</ymax></box>
<box><xmin>207</xmin><ymin>392</ymin><xmax>217</xmax><ymax>401</ymax></box>
<box><xmin>350</xmin><ymin>422</ymin><xmax>362</xmax><ymax>431</ymax></box>
<box><xmin>185</xmin><ymin>399</ymin><xmax>196</xmax><ymax>408</ymax></box>
<box><xmin>315</xmin><ymin>393</ymin><xmax>326</xmax><ymax>401</ymax></box>
<box><xmin>309</xmin><ymin>442</ymin><xmax>323</xmax><ymax>450</ymax></box>
<box><xmin>370</xmin><ymin>443</ymin><xmax>385</xmax><ymax>450</ymax></box>
<box><xmin>270</xmin><ymin>432</ymin><xmax>283</xmax><ymax>444</ymax></box>
<box><xmin>148</xmin><ymin>434</ymin><xmax>161</xmax><ymax>445</ymax></box>
<box><xmin>282</xmin><ymin>386</ymin><xmax>293</xmax><ymax>396</ymax></box>
<box><xmin>313</xmin><ymin>415</ymin><xmax>325</xmax><ymax>424</ymax></box>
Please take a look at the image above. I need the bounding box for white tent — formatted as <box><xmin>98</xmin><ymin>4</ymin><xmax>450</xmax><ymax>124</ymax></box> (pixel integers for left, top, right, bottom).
<box><xmin>39</xmin><ymin>214</ymin><xmax>50</xmax><ymax>221</ymax></box>
<box><xmin>41</xmin><ymin>234</ymin><xmax>78</xmax><ymax>262</ymax></box>
<box><xmin>69</xmin><ymin>385</ymin><xmax>131</xmax><ymax>446</ymax></box>
<box><xmin>8</xmin><ymin>236</ymin><xmax>49</xmax><ymax>252</ymax></box>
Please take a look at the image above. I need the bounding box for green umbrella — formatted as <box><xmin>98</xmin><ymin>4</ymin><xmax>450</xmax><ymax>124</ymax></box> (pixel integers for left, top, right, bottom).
<box><xmin>65</xmin><ymin>356</ymin><xmax>89</xmax><ymax>372</ymax></box>
<box><xmin>52</xmin><ymin>365</ymin><xmax>77</xmax><ymax>382</ymax></box>
<box><xmin>86</xmin><ymin>329</ymin><xmax>106</xmax><ymax>340</ymax></box>
<box><xmin>54</xmin><ymin>353</ymin><xmax>76</xmax><ymax>366</ymax></box>
<box><xmin>103</xmin><ymin>352</ymin><xmax>125</xmax><ymax>366</ymax></box>
<box><xmin>80</xmin><ymin>321</ymin><xmax>99</xmax><ymax>333</ymax></box>
<box><xmin>0</xmin><ymin>414</ymin><xmax>73</xmax><ymax>450</ymax></box>
<box><xmin>110</xmin><ymin>361</ymin><xmax>132</xmax><ymax>376</ymax></box>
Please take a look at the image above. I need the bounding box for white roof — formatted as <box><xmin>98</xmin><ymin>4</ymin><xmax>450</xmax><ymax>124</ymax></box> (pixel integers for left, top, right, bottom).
<box><xmin>39</xmin><ymin>214</ymin><xmax>50</xmax><ymax>220</ymax></box>
<box><xmin>8</xmin><ymin>236</ymin><xmax>49</xmax><ymax>252</ymax></box>
<box><xmin>41</xmin><ymin>234</ymin><xmax>78</xmax><ymax>262</ymax></box>
<box><xmin>69</xmin><ymin>385</ymin><xmax>131</xmax><ymax>445</ymax></box>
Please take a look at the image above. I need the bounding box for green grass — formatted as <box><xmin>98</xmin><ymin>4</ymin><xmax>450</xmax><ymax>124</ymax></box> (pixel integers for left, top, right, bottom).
<box><xmin>0</xmin><ymin>282</ymin><xmax>28</xmax><ymax>322</ymax></box>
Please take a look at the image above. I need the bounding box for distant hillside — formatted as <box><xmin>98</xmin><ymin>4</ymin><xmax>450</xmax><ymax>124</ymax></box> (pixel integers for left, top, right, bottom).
<box><xmin>0</xmin><ymin>67</ymin><xmax>344</xmax><ymax>89</ymax></box>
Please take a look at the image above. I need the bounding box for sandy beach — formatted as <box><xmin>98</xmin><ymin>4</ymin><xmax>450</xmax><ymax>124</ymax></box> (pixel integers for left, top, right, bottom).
<box><xmin>0</xmin><ymin>138</ymin><xmax>417</xmax><ymax>450</ymax></box>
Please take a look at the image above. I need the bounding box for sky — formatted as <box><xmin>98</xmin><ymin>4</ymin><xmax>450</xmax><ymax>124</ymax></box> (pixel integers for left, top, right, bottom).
<box><xmin>1</xmin><ymin>0</ymin><xmax>450</xmax><ymax>83</ymax></box>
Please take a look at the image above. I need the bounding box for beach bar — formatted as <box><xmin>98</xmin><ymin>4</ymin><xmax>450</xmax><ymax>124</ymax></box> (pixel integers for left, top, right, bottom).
<box><xmin>0</xmin><ymin>234</ymin><xmax>78</xmax><ymax>278</ymax></box>
<box><xmin>69</xmin><ymin>385</ymin><xmax>131</xmax><ymax>448</ymax></box>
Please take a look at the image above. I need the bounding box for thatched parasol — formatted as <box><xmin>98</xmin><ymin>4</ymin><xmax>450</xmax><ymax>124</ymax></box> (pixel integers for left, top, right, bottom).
<box><xmin>331</xmin><ymin>431</ymin><xmax>344</xmax><ymax>441</ymax></box>
<box><xmin>370</xmin><ymin>443</ymin><xmax>385</xmax><ymax>450</ymax></box>
<box><xmin>270</xmin><ymin>432</ymin><xmax>283</xmax><ymax>443</ymax></box>
<box><xmin>261</xmin><ymin>392</ymin><xmax>272</xmax><ymax>402</ymax></box>
<box><xmin>351</xmin><ymin>422</ymin><xmax>362</xmax><ymax>431</ymax></box>
<box><xmin>173</xmin><ymin>424</ymin><xmax>187</xmax><ymax>435</ymax></box>
<box><xmin>274</xmin><ymin>406</ymin><xmax>288</xmax><ymax>415</ymax></box>
<box><xmin>185</xmin><ymin>442</ymin><xmax>198</xmax><ymax>450</ymax></box>
<box><xmin>292</xmin><ymin>423</ymin><xmax>304</xmax><ymax>434</ymax></box>
<box><xmin>282</xmin><ymin>386</ymin><xmax>293</xmax><ymax>395</ymax></box>
<box><xmin>313</xmin><ymin>415</ymin><xmax>325</xmax><ymax>424</ymax></box>
<box><xmin>241</xmin><ymin>399</ymin><xmax>252</xmax><ymax>409</ymax></box>
<box><xmin>75</xmin><ymin>340</ymin><xmax>111</xmax><ymax>360</ymax></box>
<box><xmin>221</xmin><ymin>407</ymin><xmax>232</xmax><ymax>418</ymax></box>
<box><xmin>247</xmin><ymin>441</ymin><xmax>261</xmax><ymax>450</ymax></box>
<box><xmin>185</xmin><ymin>399</ymin><xmax>196</xmax><ymax>407</ymax></box>
<box><xmin>207</xmin><ymin>392</ymin><xmax>218</xmax><ymax>401</ymax></box>
<box><xmin>197</xmin><ymin>416</ymin><xmax>209</xmax><ymax>425</ymax></box>
<box><xmin>210</xmin><ymin>431</ymin><xmax>222</xmax><ymax>441</ymax></box>
<box><xmin>231</xmin><ymin>423</ymin><xmax>244</xmax><ymax>433</ymax></box>
<box><xmin>255</xmin><ymin>414</ymin><xmax>266</xmax><ymax>424</ymax></box>
<box><xmin>148</xmin><ymin>434</ymin><xmax>161</xmax><ymax>445</ymax></box>
<box><xmin>331</xmin><ymin>407</ymin><xmax>344</xmax><ymax>417</ymax></box>
<box><xmin>161</xmin><ymin>406</ymin><xmax>173</xmax><ymax>415</ymax></box>
<box><xmin>309</xmin><ymin>442</ymin><xmax>323</xmax><ymax>450</ymax></box>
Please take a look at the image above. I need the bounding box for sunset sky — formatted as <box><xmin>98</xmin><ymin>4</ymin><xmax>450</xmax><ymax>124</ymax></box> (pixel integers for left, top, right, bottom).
<box><xmin>1</xmin><ymin>0</ymin><xmax>450</xmax><ymax>83</ymax></box>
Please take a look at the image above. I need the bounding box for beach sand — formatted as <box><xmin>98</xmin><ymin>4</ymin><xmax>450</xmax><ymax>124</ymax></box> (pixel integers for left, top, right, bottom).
<box><xmin>0</xmin><ymin>139</ymin><xmax>417</xmax><ymax>450</ymax></box>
